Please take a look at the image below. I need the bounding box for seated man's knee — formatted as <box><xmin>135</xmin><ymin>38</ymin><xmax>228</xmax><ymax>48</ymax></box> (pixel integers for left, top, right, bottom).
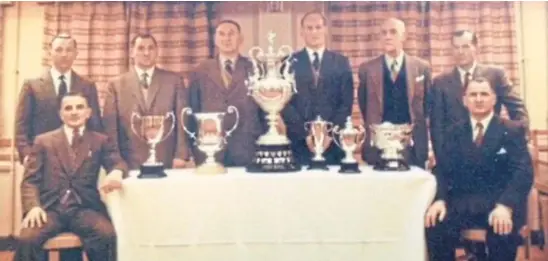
<box><xmin>17</xmin><ymin>228</ymin><xmax>47</xmax><ymax>246</ymax></box>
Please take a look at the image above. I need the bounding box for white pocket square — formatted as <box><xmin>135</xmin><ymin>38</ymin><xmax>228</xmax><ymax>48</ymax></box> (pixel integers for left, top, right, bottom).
<box><xmin>496</xmin><ymin>148</ymin><xmax>507</xmax><ymax>155</ymax></box>
<box><xmin>88</xmin><ymin>150</ymin><xmax>92</xmax><ymax>157</ymax></box>
<box><xmin>415</xmin><ymin>75</ymin><xmax>425</xmax><ymax>82</ymax></box>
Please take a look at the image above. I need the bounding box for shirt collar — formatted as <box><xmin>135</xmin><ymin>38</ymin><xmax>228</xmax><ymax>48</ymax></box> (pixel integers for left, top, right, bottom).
<box><xmin>470</xmin><ymin>111</ymin><xmax>494</xmax><ymax>131</ymax></box>
<box><xmin>50</xmin><ymin>67</ymin><xmax>72</xmax><ymax>83</ymax></box>
<box><xmin>306</xmin><ymin>46</ymin><xmax>326</xmax><ymax>62</ymax></box>
<box><xmin>457</xmin><ymin>61</ymin><xmax>477</xmax><ymax>78</ymax></box>
<box><xmin>63</xmin><ymin>124</ymin><xmax>85</xmax><ymax>138</ymax></box>
<box><xmin>134</xmin><ymin>66</ymin><xmax>155</xmax><ymax>79</ymax></box>
<box><xmin>384</xmin><ymin>51</ymin><xmax>405</xmax><ymax>69</ymax></box>
<box><xmin>219</xmin><ymin>55</ymin><xmax>237</xmax><ymax>68</ymax></box>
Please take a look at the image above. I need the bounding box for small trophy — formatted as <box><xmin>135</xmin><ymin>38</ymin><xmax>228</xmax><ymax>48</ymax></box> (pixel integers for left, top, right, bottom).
<box><xmin>181</xmin><ymin>106</ymin><xmax>239</xmax><ymax>174</ymax></box>
<box><xmin>245</xmin><ymin>30</ymin><xmax>300</xmax><ymax>173</ymax></box>
<box><xmin>130</xmin><ymin>112</ymin><xmax>175</xmax><ymax>178</ymax></box>
<box><xmin>304</xmin><ymin>115</ymin><xmax>334</xmax><ymax>170</ymax></box>
<box><xmin>370</xmin><ymin>122</ymin><xmax>414</xmax><ymax>171</ymax></box>
<box><xmin>333</xmin><ymin>117</ymin><xmax>365</xmax><ymax>173</ymax></box>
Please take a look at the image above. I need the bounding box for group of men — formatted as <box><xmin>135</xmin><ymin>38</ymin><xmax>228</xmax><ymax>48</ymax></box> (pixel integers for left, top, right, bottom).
<box><xmin>13</xmin><ymin>10</ymin><xmax>532</xmax><ymax>261</ymax></box>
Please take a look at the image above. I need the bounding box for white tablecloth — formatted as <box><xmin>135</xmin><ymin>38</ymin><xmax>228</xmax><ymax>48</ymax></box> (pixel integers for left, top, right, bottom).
<box><xmin>105</xmin><ymin>166</ymin><xmax>436</xmax><ymax>261</ymax></box>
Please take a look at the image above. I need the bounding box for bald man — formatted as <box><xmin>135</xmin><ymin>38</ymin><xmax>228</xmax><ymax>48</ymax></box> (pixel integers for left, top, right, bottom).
<box><xmin>357</xmin><ymin>18</ymin><xmax>432</xmax><ymax>168</ymax></box>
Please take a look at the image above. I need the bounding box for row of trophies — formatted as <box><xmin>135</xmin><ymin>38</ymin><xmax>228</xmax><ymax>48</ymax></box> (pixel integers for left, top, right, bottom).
<box><xmin>131</xmin><ymin>31</ymin><xmax>414</xmax><ymax>178</ymax></box>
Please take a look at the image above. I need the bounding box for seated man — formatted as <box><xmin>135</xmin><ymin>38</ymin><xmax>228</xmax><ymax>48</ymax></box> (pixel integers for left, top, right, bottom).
<box><xmin>424</xmin><ymin>78</ymin><xmax>533</xmax><ymax>261</ymax></box>
<box><xmin>15</xmin><ymin>92</ymin><xmax>128</xmax><ymax>261</ymax></box>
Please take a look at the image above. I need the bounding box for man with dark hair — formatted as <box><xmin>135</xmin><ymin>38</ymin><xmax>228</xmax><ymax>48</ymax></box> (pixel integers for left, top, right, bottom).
<box><xmin>15</xmin><ymin>33</ymin><xmax>103</xmax><ymax>165</ymax></box>
<box><xmin>188</xmin><ymin>19</ymin><xmax>263</xmax><ymax>166</ymax></box>
<box><xmin>425</xmin><ymin>78</ymin><xmax>533</xmax><ymax>261</ymax></box>
<box><xmin>15</xmin><ymin>92</ymin><xmax>127</xmax><ymax>261</ymax></box>
<box><xmin>102</xmin><ymin>33</ymin><xmax>192</xmax><ymax>170</ymax></box>
<box><xmin>357</xmin><ymin>18</ymin><xmax>432</xmax><ymax>168</ymax></box>
<box><xmin>430</xmin><ymin>29</ymin><xmax>529</xmax><ymax>167</ymax></box>
<box><xmin>279</xmin><ymin>10</ymin><xmax>354</xmax><ymax>165</ymax></box>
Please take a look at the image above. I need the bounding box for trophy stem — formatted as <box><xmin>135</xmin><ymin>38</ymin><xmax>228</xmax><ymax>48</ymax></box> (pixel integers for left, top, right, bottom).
<box><xmin>341</xmin><ymin>152</ymin><xmax>356</xmax><ymax>164</ymax></box>
<box><xmin>145</xmin><ymin>143</ymin><xmax>158</xmax><ymax>165</ymax></box>
<box><xmin>256</xmin><ymin>112</ymin><xmax>290</xmax><ymax>145</ymax></box>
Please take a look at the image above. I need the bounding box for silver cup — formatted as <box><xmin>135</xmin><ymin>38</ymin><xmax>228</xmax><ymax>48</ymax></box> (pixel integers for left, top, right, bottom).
<box><xmin>332</xmin><ymin>117</ymin><xmax>365</xmax><ymax>173</ymax></box>
<box><xmin>370</xmin><ymin>122</ymin><xmax>414</xmax><ymax>171</ymax></box>
<box><xmin>181</xmin><ymin>106</ymin><xmax>239</xmax><ymax>174</ymax></box>
<box><xmin>304</xmin><ymin>115</ymin><xmax>334</xmax><ymax>166</ymax></box>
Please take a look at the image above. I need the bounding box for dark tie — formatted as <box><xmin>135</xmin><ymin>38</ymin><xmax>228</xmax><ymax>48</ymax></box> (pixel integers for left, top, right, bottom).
<box><xmin>71</xmin><ymin>127</ymin><xmax>81</xmax><ymax>151</ymax></box>
<box><xmin>58</xmin><ymin>75</ymin><xmax>67</xmax><ymax>99</ymax></box>
<box><xmin>224</xmin><ymin>60</ymin><xmax>233</xmax><ymax>75</ymax></box>
<box><xmin>141</xmin><ymin>73</ymin><xmax>149</xmax><ymax>89</ymax></box>
<box><xmin>474</xmin><ymin>122</ymin><xmax>484</xmax><ymax>147</ymax></box>
<box><xmin>312</xmin><ymin>52</ymin><xmax>320</xmax><ymax>72</ymax></box>
<box><xmin>463</xmin><ymin>72</ymin><xmax>471</xmax><ymax>89</ymax></box>
<box><xmin>390</xmin><ymin>60</ymin><xmax>398</xmax><ymax>82</ymax></box>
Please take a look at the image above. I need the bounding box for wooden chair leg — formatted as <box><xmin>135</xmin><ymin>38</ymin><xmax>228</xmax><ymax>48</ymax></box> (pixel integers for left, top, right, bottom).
<box><xmin>48</xmin><ymin>250</ymin><xmax>60</xmax><ymax>261</ymax></box>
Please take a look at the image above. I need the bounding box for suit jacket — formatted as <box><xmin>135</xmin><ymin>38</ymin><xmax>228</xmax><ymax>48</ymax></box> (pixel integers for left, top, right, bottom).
<box><xmin>434</xmin><ymin>116</ymin><xmax>533</xmax><ymax>227</ymax></box>
<box><xmin>188</xmin><ymin>56</ymin><xmax>263</xmax><ymax>166</ymax></box>
<box><xmin>21</xmin><ymin>127</ymin><xmax>128</xmax><ymax>215</ymax></box>
<box><xmin>15</xmin><ymin>69</ymin><xmax>103</xmax><ymax>163</ymax></box>
<box><xmin>102</xmin><ymin>67</ymin><xmax>190</xmax><ymax>169</ymax></box>
<box><xmin>357</xmin><ymin>54</ymin><xmax>432</xmax><ymax>167</ymax></box>
<box><xmin>430</xmin><ymin>64</ymin><xmax>529</xmax><ymax>165</ymax></box>
<box><xmin>281</xmin><ymin>49</ymin><xmax>354</xmax><ymax>164</ymax></box>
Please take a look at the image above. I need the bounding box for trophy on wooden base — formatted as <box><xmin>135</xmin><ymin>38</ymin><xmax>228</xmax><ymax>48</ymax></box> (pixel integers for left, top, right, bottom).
<box><xmin>370</xmin><ymin>122</ymin><xmax>414</xmax><ymax>171</ymax></box>
<box><xmin>304</xmin><ymin>115</ymin><xmax>334</xmax><ymax>170</ymax></box>
<box><xmin>333</xmin><ymin>117</ymin><xmax>365</xmax><ymax>174</ymax></box>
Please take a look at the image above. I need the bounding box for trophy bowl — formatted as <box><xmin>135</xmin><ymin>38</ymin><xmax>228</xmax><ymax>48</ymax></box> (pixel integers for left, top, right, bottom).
<box><xmin>130</xmin><ymin>112</ymin><xmax>175</xmax><ymax>178</ymax></box>
<box><xmin>181</xmin><ymin>106</ymin><xmax>239</xmax><ymax>175</ymax></box>
<box><xmin>245</xmin><ymin>30</ymin><xmax>299</xmax><ymax>173</ymax></box>
<box><xmin>370</xmin><ymin>122</ymin><xmax>413</xmax><ymax>171</ymax></box>
<box><xmin>304</xmin><ymin>115</ymin><xmax>334</xmax><ymax>170</ymax></box>
<box><xmin>333</xmin><ymin>117</ymin><xmax>365</xmax><ymax>174</ymax></box>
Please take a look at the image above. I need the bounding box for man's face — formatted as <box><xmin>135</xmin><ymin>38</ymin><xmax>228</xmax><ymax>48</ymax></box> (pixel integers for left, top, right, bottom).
<box><xmin>463</xmin><ymin>81</ymin><xmax>497</xmax><ymax>118</ymax></box>
<box><xmin>452</xmin><ymin>33</ymin><xmax>477</xmax><ymax>68</ymax></box>
<box><xmin>215</xmin><ymin>23</ymin><xmax>243</xmax><ymax>55</ymax></box>
<box><xmin>381</xmin><ymin>19</ymin><xmax>405</xmax><ymax>54</ymax></box>
<box><xmin>50</xmin><ymin>37</ymin><xmax>78</xmax><ymax>73</ymax></box>
<box><xmin>300</xmin><ymin>13</ymin><xmax>327</xmax><ymax>49</ymax></box>
<box><xmin>60</xmin><ymin>95</ymin><xmax>91</xmax><ymax>128</ymax></box>
<box><xmin>132</xmin><ymin>37</ymin><xmax>158</xmax><ymax>69</ymax></box>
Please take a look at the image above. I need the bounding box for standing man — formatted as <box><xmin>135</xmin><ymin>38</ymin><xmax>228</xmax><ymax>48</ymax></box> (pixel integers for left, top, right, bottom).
<box><xmin>188</xmin><ymin>20</ymin><xmax>262</xmax><ymax>167</ymax></box>
<box><xmin>102</xmin><ymin>33</ymin><xmax>192</xmax><ymax>170</ymax></box>
<box><xmin>15</xmin><ymin>92</ymin><xmax>127</xmax><ymax>261</ymax></box>
<box><xmin>280</xmin><ymin>11</ymin><xmax>354</xmax><ymax>165</ymax></box>
<box><xmin>357</xmin><ymin>18</ymin><xmax>432</xmax><ymax>168</ymax></box>
<box><xmin>430</xmin><ymin>30</ymin><xmax>529</xmax><ymax>166</ymax></box>
<box><xmin>425</xmin><ymin>78</ymin><xmax>533</xmax><ymax>261</ymax></box>
<box><xmin>15</xmin><ymin>34</ymin><xmax>103</xmax><ymax>165</ymax></box>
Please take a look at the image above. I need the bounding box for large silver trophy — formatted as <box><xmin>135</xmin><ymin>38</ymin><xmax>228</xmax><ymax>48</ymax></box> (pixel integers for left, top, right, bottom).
<box><xmin>333</xmin><ymin>117</ymin><xmax>365</xmax><ymax>173</ymax></box>
<box><xmin>370</xmin><ymin>122</ymin><xmax>414</xmax><ymax>171</ymax></box>
<box><xmin>304</xmin><ymin>115</ymin><xmax>334</xmax><ymax>170</ymax></box>
<box><xmin>181</xmin><ymin>106</ymin><xmax>239</xmax><ymax>174</ymax></box>
<box><xmin>130</xmin><ymin>112</ymin><xmax>175</xmax><ymax>178</ymax></box>
<box><xmin>245</xmin><ymin>31</ymin><xmax>299</xmax><ymax>172</ymax></box>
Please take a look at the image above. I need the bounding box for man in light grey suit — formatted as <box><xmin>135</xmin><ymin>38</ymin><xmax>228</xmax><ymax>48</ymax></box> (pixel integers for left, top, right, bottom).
<box><xmin>357</xmin><ymin>18</ymin><xmax>432</xmax><ymax>168</ymax></box>
<box><xmin>430</xmin><ymin>30</ymin><xmax>529</xmax><ymax>167</ymax></box>
<box><xmin>102</xmin><ymin>33</ymin><xmax>192</xmax><ymax>170</ymax></box>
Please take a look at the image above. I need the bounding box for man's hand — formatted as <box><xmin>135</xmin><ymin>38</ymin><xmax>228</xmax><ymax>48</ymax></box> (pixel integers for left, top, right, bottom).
<box><xmin>489</xmin><ymin>204</ymin><xmax>513</xmax><ymax>235</ymax></box>
<box><xmin>100</xmin><ymin>169</ymin><xmax>123</xmax><ymax>194</ymax></box>
<box><xmin>22</xmin><ymin>207</ymin><xmax>47</xmax><ymax>228</ymax></box>
<box><xmin>425</xmin><ymin>200</ymin><xmax>447</xmax><ymax>228</ymax></box>
<box><xmin>173</xmin><ymin>158</ymin><xmax>195</xmax><ymax>168</ymax></box>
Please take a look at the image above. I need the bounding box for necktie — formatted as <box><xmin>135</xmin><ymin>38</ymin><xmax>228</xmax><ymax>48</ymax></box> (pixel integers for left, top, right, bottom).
<box><xmin>58</xmin><ymin>75</ymin><xmax>67</xmax><ymax>100</ymax></box>
<box><xmin>390</xmin><ymin>60</ymin><xmax>398</xmax><ymax>82</ymax></box>
<box><xmin>224</xmin><ymin>60</ymin><xmax>233</xmax><ymax>75</ymax></box>
<box><xmin>474</xmin><ymin>122</ymin><xmax>484</xmax><ymax>147</ymax></box>
<box><xmin>312</xmin><ymin>52</ymin><xmax>320</xmax><ymax>72</ymax></box>
<box><xmin>463</xmin><ymin>72</ymin><xmax>471</xmax><ymax>89</ymax></box>
<box><xmin>223</xmin><ymin>60</ymin><xmax>233</xmax><ymax>87</ymax></box>
<box><xmin>141</xmin><ymin>73</ymin><xmax>149</xmax><ymax>89</ymax></box>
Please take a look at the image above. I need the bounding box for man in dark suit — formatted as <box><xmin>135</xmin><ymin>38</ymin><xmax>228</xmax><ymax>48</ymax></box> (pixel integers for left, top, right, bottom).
<box><xmin>102</xmin><ymin>33</ymin><xmax>192</xmax><ymax>170</ymax></box>
<box><xmin>430</xmin><ymin>30</ymin><xmax>529</xmax><ymax>167</ymax></box>
<box><xmin>15</xmin><ymin>92</ymin><xmax>128</xmax><ymax>261</ymax></box>
<box><xmin>279</xmin><ymin>11</ymin><xmax>354</xmax><ymax>165</ymax></box>
<box><xmin>15</xmin><ymin>34</ymin><xmax>103</xmax><ymax>165</ymax></box>
<box><xmin>424</xmin><ymin>78</ymin><xmax>533</xmax><ymax>261</ymax></box>
<box><xmin>357</xmin><ymin>18</ymin><xmax>432</xmax><ymax>168</ymax></box>
<box><xmin>188</xmin><ymin>20</ymin><xmax>262</xmax><ymax>167</ymax></box>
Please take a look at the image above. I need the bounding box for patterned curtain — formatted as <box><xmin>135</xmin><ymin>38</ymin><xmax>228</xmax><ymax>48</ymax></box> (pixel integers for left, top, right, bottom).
<box><xmin>328</xmin><ymin>1</ymin><xmax>519</xmax><ymax>123</ymax></box>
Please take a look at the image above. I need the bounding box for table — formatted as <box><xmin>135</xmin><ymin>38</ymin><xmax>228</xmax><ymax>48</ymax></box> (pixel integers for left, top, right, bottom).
<box><xmin>105</xmin><ymin>166</ymin><xmax>436</xmax><ymax>261</ymax></box>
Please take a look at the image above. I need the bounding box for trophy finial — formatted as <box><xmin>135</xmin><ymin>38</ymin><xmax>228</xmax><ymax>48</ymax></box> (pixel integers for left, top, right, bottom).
<box><xmin>267</xmin><ymin>30</ymin><xmax>276</xmax><ymax>46</ymax></box>
<box><xmin>345</xmin><ymin>116</ymin><xmax>353</xmax><ymax>128</ymax></box>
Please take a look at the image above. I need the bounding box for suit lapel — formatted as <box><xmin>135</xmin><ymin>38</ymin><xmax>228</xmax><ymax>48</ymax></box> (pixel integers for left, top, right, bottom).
<box><xmin>72</xmin><ymin>130</ymin><xmax>91</xmax><ymax>172</ymax></box>
<box><xmin>53</xmin><ymin>129</ymin><xmax>74</xmax><ymax>175</ymax></box>
<box><xmin>129</xmin><ymin>68</ymin><xmax>147</xmax><ymax>113</ymax></box>
<box><xmin>226</xmin><ymin>56</ymin><xmax>248</xmax><ymax>97</ymax></box>
<box><xmin>371</xmin><ymin>56</ymin><xmax>384</xmax><ymax>108</ymax></box>
<box><xmin>39</xmin><ymin>70</ymin><xmax>59</xmax><ymax>110</ymax></box>
<box><xmin>317</xmin><ymin>51</ymin><xmax>332</xmax><ymax>88</ymax></box>
<box><xmin>480</xmin><ymin>116</ymin><xmax>504</xmax><ymax>155</ymax></box>
<box><xmin>209</xmin><ymin>57</ymin><xmax>229</xmax><ymax>92</ymax></box>
<box><xmin>146</xmin><ymin>68</ymin><xmax>162</xmax><ymax>110</ymax></box>
<box><xmin>404</xmin><ymin>55</ymin><xmax>416</xmax><ymax>122</ymax></box>
<box><xmin>447</xmin><ymin>68</ymin><xmax>464</xmax><ymax>105</ymax></box>
<box><xmin>295</xmin><ymin>49</ymin><xmax>315</xmax><ymax>85</ymax></box>
<box><xmin>70</xmin><ymin>70</ymin><xmax>82</xmax><ymax>92</ymax></box>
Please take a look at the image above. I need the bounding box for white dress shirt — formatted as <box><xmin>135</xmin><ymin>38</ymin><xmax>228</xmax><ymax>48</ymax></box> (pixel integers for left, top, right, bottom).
<box><xmin>64</xmin><ymin>125</ymin><xmax>85</xmax><ymax>146</ymax></box>
<box><xmin>306</xmin><ymin>46</ymin><xmax>325</xmax><ymax>65</ymax></box>
<box><xmin>470</xmin><ymin>111</ymin><xmax>494</xmax><ymax>141</ymax></box>
<box><xmin>384</xmin><ymin>51</ymin><xmax>405</xmax><ymax>73</ymax></box>
<box><xmin>219</xmin><ymin>55</ymin><xmax>237</xmax><ymax>70</ymax></box>
<box><xmin>50</xmin><ymin>68</ymin><xmax>72</xmax><ymax>95</ymax></box>
<box><xmin>134</xmin><ymin>66</ymin><xmax>155</xmax><ymax>86</ymax></box>
<box><xmin>457</xmin><ymin>61</ymin><xmax>477</xmax><ymax>85</ymax></box>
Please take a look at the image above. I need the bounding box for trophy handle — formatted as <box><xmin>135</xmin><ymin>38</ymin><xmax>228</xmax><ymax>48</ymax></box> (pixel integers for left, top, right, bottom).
<box><xmin>304</xmin><ymin>121</ymin><xmax>311</xmax><ymax>132</ymax></box>
<box><xmin>332</xmin><ymin>126</ymin><xmax>342</xmax><ymax>149</ymax></box>
<box><xmin>158</xmin><ymin>112</ymin><xmax>176</xmax><ymax>143</ymax></box>
<box><xmin>357</xmin><ymin>125</ymin><xmax>366</xmax><ymax>148</ymax></box>
<box><xmin>225</xmin><ymin>105</ymin><xmax>239</xmax><ymax>138</ymax></box>
<box><xmin>180</xmin><ymin>107</ymin><xmax>197</xmax><ymax>141</ymax></box>
<box><xmin>326</xmin><ymin>122</ymin><xmax>334</xmax><ymax>133</ymax></box>
<box><xmin>130</xmin><ymin>112</ymin><xmax>143</xmax><ymax>141</ymax></box>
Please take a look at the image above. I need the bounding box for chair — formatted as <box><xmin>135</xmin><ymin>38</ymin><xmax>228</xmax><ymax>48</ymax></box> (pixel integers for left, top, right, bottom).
<box><xmin>43</xmin><ymin>232</ymin><xmax>87</xmax><ymax>261</ymax></box>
